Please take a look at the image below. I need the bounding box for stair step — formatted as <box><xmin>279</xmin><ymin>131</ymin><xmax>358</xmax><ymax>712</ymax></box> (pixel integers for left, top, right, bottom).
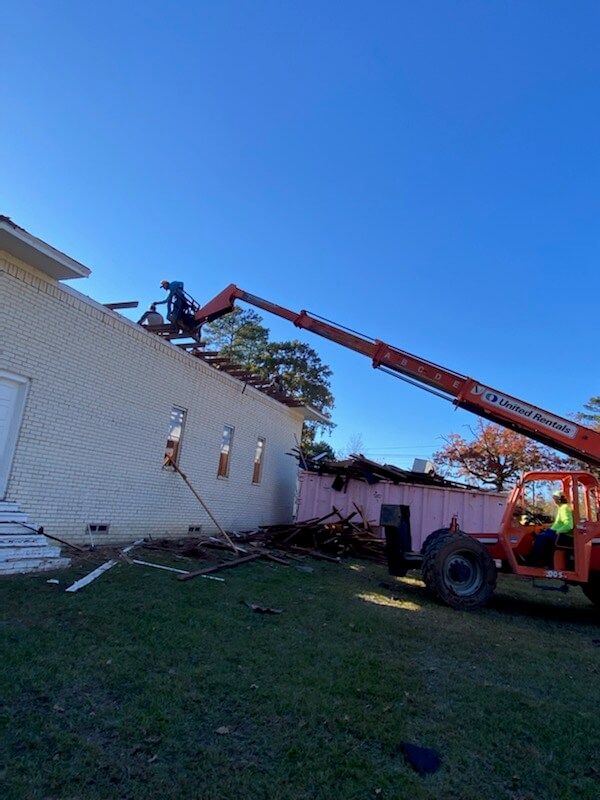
<box><xmin>0</xmin><ymin>512</ymin><xmax>30</xmax><ymax>524</ymax></box>
<box><xmin>0</xmin><ymin>524</ymin><xmax>37</xmax><ymax>536</ymax></box>
<box><xmin>0</xmin><ymin>557</ymin><xmax>71</xmax><ymax>575</ymax></box>
<box><xmin>0</xmin><ymin>502</ymin><xmax>20</xmax><ymax>513</ymax></box>
<box><xmin>0</xmin><ymin>535</ymin><xmax>49</xmax><ymax>548</ymax></box>
<box><xmin>2</xmin><ymin>546</ymin><xmax>63</xmax><ymax>560</ymax></box>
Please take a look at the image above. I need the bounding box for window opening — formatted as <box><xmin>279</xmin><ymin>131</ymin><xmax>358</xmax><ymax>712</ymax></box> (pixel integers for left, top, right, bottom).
<box><xmin>165</xmin><ymin>406</ymin><xmax>186</xmax><ymax>466</ymax></box>
<box><xmin>218</xmin><ymin>424</ymin><xmax>234</xmax><ymax>478</ymax></box>
<box><xmin>253</xmin><ymin>437</ymin><xmax>265</xmax><ymax>484</ymax></box>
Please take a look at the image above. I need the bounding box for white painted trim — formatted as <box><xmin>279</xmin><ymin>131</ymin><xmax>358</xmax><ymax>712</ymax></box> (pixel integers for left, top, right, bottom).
<box><xmin>131</xmin><ymin>559</ymin><xmax>189</xmax><ymax>574</ymax></box>
<box><xmin>0</xmin><ymin>219</ymin><xmax>90</xmax><ymax>280</ymax></box>
<box><xmin>0</xmin><ymin>371</ymin><xmax>30</xmax><ymax>500</ymax></box>
<box><xmin>65</xmin><ymin>560</ymin><xmax>117</xmax><ymax>592</ymax></box>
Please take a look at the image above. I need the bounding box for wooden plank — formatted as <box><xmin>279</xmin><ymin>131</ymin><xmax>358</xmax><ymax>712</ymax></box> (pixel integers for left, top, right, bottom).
<box><xmin>201</xmin><ymin>540</ymin><xmax>248</xmax><ymax>553</ymax></box>
<box><xmin>164</xmin><ymin>458</ymin><xmax>240</xmax><ymax>554</ymax></box>
<box><xmin>131</xmin><ymin>558</ymin><xmax>189</xmax><ymax>574</ymax></box>
<box><xmin>332</xmin><ymin>506</ymin><xmax>358</xmax><ymax>525</ymax></box>
<box><xmin>121</xmin><ymin>539</ymin><xmax>144</xmax><ymax>554</ymax></box>
<box><xmin>262</xmin><ymin>553</ymin><xmax>291</xmax><ymax>566</ymax></box>
<box><xmin>104</xmin><ymin>301</ymin><xmax>139</xmax><ymax>310</ymax></box>
<box><xmin>352</xmin><ymin>503</ymin><xmax>375</xmax><ymax>532</ymax></box>
<box><xmin>65</xmin><ymin>560</ymin><xmax>117</xmax><ymax>592</ymax></box>
<box><xmin>178</xmin><ymin>552</ymin><xmax>263</xmax><ymax>581</ymax></box>
<box><xmin>289</xmin><ymin>546</ymin><xmax>341</xmax><ymax>563</ymax></box>
<box><xmin>25</xmin><ymin>526</ymin><xmax>86</xmax><ymax>552</ymax></box>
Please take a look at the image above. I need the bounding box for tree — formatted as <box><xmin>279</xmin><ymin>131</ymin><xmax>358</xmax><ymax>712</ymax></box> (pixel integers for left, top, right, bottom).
<box><xmin>254</xmin><ymin>340</ymin><xmax>333</xmax><ymax>409</ymax></box>
<box><xmin>565</xmin><ymin>396</ymin><xmax>600</xmax><ymax>478</ymax></box>
<box><xmin>577</xmin><ymin>396</ymin><xmax>600</xmax><ymax>429</ymax></box>
<box><xmin>203</xmin><ymin>312</ymin><xmax>336</xmax><ymax>449</ymax></box>
<box><xmin>202</xmin><ymin>307</ymin><xmax>269</xmax><ymax>365</ymax></box>
<box><xmin>433</xmin><ymin>421</ymin><xmax>563</xmax><ymax>491</ymax></box>
<box><xmin>337</xmin><ymin>433</ymin><xmax>366</xmax><ymax>460</ymax></box>
<box><xmin>303</xmin><ymin>440</ymin><xmax>336</xmax><ymax>461</ymax></box>
<box><xmin>253</xmin><ymin>340</ymin><xmax>335</xmax><ymax>449</ymax></box>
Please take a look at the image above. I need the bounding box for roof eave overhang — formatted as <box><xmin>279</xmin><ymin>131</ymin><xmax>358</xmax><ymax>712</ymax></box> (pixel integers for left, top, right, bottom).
<box><xmin>0</xmin><ymin>217</ymin><xmax>91</xmax><ymax>280</ymax></box>
<box><xmin>295</xmin><ymin>405</ymin><xmax>329</xmax><ymax>423</ymax></box>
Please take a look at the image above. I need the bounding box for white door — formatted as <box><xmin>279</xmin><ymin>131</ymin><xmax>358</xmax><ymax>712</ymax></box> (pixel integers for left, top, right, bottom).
<box><xmin>0</xmin><ymin>373</ymin><xmax>29</xmax><ymax>499</ymax></box>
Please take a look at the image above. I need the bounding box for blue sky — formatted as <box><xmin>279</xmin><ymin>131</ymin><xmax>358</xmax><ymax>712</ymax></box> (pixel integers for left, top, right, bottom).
<box><xmin>2</xmin><ymin>1</ymin><xmax>599</xmax><ymax>466</ymax></box>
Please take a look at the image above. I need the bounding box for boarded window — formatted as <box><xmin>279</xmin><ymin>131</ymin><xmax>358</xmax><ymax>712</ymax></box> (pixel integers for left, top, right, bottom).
<box><xmin>252</xmin><ymin>437</ymin><xmax>265</xmax><ymax>484</ymax></box>
<box><xmin>165</xmin><ymin>406</ymin><xmax>186</xmax><ymax>466</ymax></box>
<box><xmin>217</xmin><ymin>424</ymin><xmax>234</xmax><ymax>478</ymax></box>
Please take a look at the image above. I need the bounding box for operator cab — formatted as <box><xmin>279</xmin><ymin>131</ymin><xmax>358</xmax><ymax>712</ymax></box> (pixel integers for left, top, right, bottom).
<box><xmin>503</xmin><ymin>471</ymin><xmax>600</xmax><ymax>578</ymax></box>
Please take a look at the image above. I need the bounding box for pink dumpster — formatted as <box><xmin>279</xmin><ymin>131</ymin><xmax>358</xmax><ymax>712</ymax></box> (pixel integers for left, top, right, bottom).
<box><xmin>295</xmin><ymin>471</ymin><xmax>507</xmax><ymax>552</ymax></box>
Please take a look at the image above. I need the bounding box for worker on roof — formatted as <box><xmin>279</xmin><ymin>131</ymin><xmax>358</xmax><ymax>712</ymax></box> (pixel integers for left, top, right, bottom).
<box><xmin>136</xmin><ymin>303</ymin><xmax>164</xmax><ymax>327</ymax></box>
<box><xmin>527</xmin><ymin>490</ymin><xmax>573</xmax><ymax>567</ymax></box>
<box><xmin>155</xmin><ymin>280</ymin><xmax>186</xmax><ymax>325</ymax></box>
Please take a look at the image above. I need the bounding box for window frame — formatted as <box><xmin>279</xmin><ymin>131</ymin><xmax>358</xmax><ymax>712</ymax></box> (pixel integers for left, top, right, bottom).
<box><xmin>252</xmin><ymin>436</ymin><xmax>266</xmax><ymax>484</ymax></box>
<box><xmin>217</xmin><ymin>423</ymin><xmax>235</xmax><ymax>479</ymax></box>
<box><xmin>164</xmin><ymin>405</ymin><xmax>187</xmax><ymax>468</ymax></box>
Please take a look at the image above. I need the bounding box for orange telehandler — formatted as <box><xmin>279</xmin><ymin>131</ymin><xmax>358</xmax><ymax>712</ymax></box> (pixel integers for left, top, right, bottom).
<box><xmin>194</xmin><ymin>285</ymin><xmax>600</xmax><ymax>609</ymax></box>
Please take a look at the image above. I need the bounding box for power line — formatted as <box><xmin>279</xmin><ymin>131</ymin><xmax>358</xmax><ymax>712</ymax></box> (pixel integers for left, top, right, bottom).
<box><xmin>361</xmin><ymin>447</ymin><xmax>437</xmax><ymax>452</ymax></box>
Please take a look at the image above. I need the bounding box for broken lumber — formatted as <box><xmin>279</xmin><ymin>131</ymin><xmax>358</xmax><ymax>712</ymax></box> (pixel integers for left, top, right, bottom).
<box><xmin>164</xmin><ymin>457</ymin><xmax>240</xmax><ymax>554</ymax></box>
<box><xmin>36</xmin><ymin>527</ymin><xmax>86</xmax><ymax>553</ymax></box>
<box><xmin>289</xmin><ymin>546</ymin><xmax>340</xmax><ymax>563</ymax></box>
<box><xmin>131</xmin><ymin>559</ymin><xmax>190</xmax><ymax>574</ymax></box>
<box><xmin>352</xmin><ymin>503</ymin><xmax>375</xmax><ymax>532</ymax></box>
<box><xmin>130</xmin><ymin>558</ymin><xmax>224</xmax><ymax>581</ymax></box>
<box><xmin>65</xmin><ymin>560</ymin><xmax>117</xmax><ymax>592</ymax></box>
<box><xmin>121</xmin><ymin>539</ymin><xmax>144</xmax><ymax>554</ymax></box>
<box><xmin>178</xmin><ymin>552</ymin><xmax>263</xmax><ymax>581</ymax></box>
<box><xmin>262</xmin><ymin>553</ymin><xmax>291</xmax><ymax>566</ymax></box>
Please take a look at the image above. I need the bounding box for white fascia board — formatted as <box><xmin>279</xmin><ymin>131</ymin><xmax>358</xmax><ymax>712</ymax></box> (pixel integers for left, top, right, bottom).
<box><xmin>293</xmin><ymin>405</ymin><xmax>330</xmax><ymax>423</ymax></box>
<box><xmin>0</xmin><ymin>218</ymin><xmax>91</xmax><ymax>281</ymax></box>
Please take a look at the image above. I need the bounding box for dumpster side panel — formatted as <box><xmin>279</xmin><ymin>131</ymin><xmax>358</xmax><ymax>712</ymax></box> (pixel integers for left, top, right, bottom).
<box><xmin>295</xmin><ymin>472</ymin><xmax>506</xmax><ymax>551</ymax></box>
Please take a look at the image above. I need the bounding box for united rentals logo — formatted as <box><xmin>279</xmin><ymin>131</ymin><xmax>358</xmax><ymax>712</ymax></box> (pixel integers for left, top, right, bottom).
<box><xmin>471</xmin><ymin>385</ymin><xmax>578</xmax><ymax>439</ymax></box>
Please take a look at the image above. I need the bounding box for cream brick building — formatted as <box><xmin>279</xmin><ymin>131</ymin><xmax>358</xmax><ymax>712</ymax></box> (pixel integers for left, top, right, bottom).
<box><xmin>0</xmin><ymin>217</ymin><xmax>315</xmax><ymax>546</ymax></box>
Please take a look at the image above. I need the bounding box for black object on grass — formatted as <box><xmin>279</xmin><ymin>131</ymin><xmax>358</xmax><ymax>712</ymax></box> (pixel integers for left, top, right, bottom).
<box><xmin>401</xmin><ymin>742</ymin><xmax>441</xmax><ymax>776</ymax></box>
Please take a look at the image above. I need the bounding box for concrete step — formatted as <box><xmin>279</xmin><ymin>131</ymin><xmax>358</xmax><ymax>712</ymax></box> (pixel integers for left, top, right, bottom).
<box><xmin>2</xmin><ymin>546</ymin><xmax>63</xmax><ymax>560</ymax></box>
<box><xmin>0</xmin><ymin>505</ymin><xmax>69</xmax><ymax>576</ymax></box>
<box><xmin>0</xmin><ymin>535</ymin><xmax>45</xmax><ymax>548</ymax></box>
<box><xmin>0</xmin><ymin>512</ymin><xmax>29</xmax><ymax>524</ymax></box>
<box><xmin>0</xmin><ymin>524</ymin><xmax>37</xmax><ymax>536</ymax></box>
<box><xmin>0</xmin><ymin>557</ymin><xmax>71</xmax><ymax>575</ymax></box>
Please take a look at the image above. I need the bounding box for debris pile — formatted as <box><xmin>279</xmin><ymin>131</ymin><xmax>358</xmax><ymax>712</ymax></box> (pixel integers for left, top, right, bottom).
<box><xmin>253</xmin><ymin>507</ymin><xmax>387</xmax><ymax>563</ymax></box>
<box><xmin>139</xmin><ymin>537</ymin><xmax>211</xmax><ymax>560</ymax></box>
<box><xmin>290</xmin><ymin>451</ymin><xmax>473</xmax><ymax>490</ymax></box>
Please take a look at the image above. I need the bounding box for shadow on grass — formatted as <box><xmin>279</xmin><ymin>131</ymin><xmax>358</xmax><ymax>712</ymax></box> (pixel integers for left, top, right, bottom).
<box><xmin>488</xmin><ymin>588</ymin><xmax>600</xmax><ymax>627</ymax></box>
<box><xmin>374</xmin><ymin>567</ymin><xmax>600</xmax><ymax>629</ymax></box>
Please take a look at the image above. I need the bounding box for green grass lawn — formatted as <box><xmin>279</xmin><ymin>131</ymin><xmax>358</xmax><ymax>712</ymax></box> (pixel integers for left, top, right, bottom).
<box><xmin>1</xmin><ymin>552</ymin><xmax>599</xmax><ymax>800</ymax></box>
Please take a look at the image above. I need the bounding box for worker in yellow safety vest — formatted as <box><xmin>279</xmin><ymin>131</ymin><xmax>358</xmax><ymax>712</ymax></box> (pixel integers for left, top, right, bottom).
<box><xmin>527</xmin><ymin>490</ymin><xmax>573</xmax><ymax>567</ymax></box>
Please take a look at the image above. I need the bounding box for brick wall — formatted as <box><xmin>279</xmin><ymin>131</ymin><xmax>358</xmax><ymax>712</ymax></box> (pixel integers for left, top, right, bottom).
<box><xmin>0</xmin><ymin>254</ymin><xmax>305</xmax><ymax>543</ymax></box>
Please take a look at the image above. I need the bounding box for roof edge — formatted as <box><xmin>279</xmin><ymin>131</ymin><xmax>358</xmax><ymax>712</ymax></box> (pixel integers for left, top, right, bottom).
<box><xmin>0</xmin><ymin>216</ymin><xmax>91</xmax><ymax>281</ymax></box>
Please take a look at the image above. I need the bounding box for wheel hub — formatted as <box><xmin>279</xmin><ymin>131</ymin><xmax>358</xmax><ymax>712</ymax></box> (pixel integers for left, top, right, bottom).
<box><xmin>444</xmin><ymin>553</ymin><xmax>483</xmax><ymax>596</ymax></box>
<box><xmin>448</xmin><ymin>559</ymin><xmax>471</xmax><ymax>583</ymax></box>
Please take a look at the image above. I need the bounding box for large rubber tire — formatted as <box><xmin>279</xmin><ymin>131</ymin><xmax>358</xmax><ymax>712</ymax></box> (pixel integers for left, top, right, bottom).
<box><xmin>422</xmin><ymin>532</ymin><xmax>497</xmax><ymax>610</ymax></box>
<box><xmin>421</xmin><ymin>528</ymin><xmax>450</xmax><ymax>556</ymax></box>
<box><xmin>581</xmin><ymin>575</ymin><xmax>600</xmax><ymax>607</ymax></box>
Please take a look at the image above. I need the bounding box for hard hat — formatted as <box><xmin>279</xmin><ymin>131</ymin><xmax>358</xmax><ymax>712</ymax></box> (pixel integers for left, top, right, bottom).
<box><xmin>552</xmin><ymin>490</ymin><xmax>563</xmax><ymax>499</ymax></box>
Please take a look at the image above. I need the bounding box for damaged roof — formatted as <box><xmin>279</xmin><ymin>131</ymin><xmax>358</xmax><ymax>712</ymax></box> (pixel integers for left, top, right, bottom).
<box><xmin>142</xmin><ymin>320</ymin><xmax>325</xmax><ymax>416</ymax></box>
<box><xmin>300</xmin><ymin>452</ymin><xmax>489</xmax><ymax>491</ymax></box>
